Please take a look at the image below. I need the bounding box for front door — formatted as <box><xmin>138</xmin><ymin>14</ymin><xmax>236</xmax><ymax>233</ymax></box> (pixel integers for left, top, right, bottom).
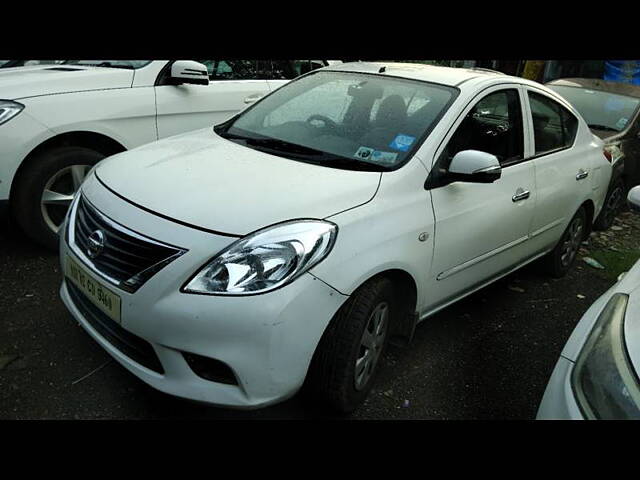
<box><xmin>427</xmin><ymin>87</ymin><xmax>537</xmax><ymax>311</ymax></box>
<box><xmin>154</xmin><ymin>60</ymin><xmax>271</xmax><ymax>139</ymax></box>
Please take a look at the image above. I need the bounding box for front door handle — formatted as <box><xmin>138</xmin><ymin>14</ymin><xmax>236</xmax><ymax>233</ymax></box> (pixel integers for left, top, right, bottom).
<box><xmin>512</xmin><ymin>188</ymin><xmax>530</xmax><ymax>202</ymax></box>
<box><xmin>244</xmin><ymin>94</ymin><xmax>263</xmax><ymax>104</ymax></box>
<box><xmin>576</xmin><ymin>169</ymin><xmax>589</xmax><ymax>181</ymax></box>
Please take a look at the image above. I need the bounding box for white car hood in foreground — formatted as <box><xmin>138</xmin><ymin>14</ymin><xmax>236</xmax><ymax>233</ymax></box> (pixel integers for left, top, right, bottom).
<box><xmin>0</xmin><ymin>65</ymin><xmax>134</xmax><ymax>100</ymax></box>
<box><xmin>95</xmin><ymin>128</ymin><xmax>381</xmax><ymax>236</ymax></box>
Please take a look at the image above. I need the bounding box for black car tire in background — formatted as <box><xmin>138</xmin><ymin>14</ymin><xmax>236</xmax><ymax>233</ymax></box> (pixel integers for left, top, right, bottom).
<box><xmin>11</xmin><ymin>146</ymin><xmax>105</xmax><ymax>251</ymax></box>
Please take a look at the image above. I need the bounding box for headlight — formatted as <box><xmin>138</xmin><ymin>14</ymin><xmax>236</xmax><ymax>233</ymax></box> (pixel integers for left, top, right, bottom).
<box><xmin>183</xmin><ymin>220</ymin><xmax>337</xmax><ymax>295</ymax></box>
<box><xmin>604</xmin><ymin>142</ymin><xmax>624</xmax><ymax>165</ymax></box>
<box><xmin>0</xmin><ymin>100</ymin><xmax>24</xmax><ymax>125</ymax></box>
<box><xmin>571</xmin><ymin>293</ymin><xmax>640</xmax><ymax>419</ymax></box>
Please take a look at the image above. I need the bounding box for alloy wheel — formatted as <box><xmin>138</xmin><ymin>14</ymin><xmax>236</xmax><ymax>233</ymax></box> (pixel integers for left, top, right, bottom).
<box><xmin>602</xmin><ymin>184</ymin><xmax>624</xmax><ymax>228</ymax></box>
<box><xmin>354</xmin><ymin>302</ymin><xmax>389</xmax><ymax>391</ymax></box>
<box><xmin>40</xmin><ymin>165</ymin><xmax>91</xmax><ymax>234</ymax></box>
<box><xmin>560</xmin><ymin>216</ymin><xmax>584</xmax><ymax>268</ymax></box>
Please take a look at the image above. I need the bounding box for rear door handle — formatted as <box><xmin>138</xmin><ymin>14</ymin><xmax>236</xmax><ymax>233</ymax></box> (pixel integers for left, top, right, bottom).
<box><xmin>244</xmin><ymin>94</ymin><xmax>263</xmax><ymax>104</ymax></box>
<box><xmin>576</xmin><ymin>169</ymin><xmax>589</xmax><ymax>180</ymax></box>
<box><xmin>512</xmin><ymin>188</ymin><xmax>530</xmax><ymax>202</ymax></box>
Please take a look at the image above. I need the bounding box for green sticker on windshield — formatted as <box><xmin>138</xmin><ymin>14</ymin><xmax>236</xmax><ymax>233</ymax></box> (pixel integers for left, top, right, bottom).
<box><xmin>371</xmin><ymin>150</ymin><xmax>398</xmax><ymax>165</ymax></box>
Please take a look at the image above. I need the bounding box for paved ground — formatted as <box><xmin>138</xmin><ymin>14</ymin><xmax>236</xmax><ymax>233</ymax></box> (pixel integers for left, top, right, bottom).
<box><xmin>1</xmin><ymin>213</ymin><xmax>637</xmax><ymax>420</ymax></box>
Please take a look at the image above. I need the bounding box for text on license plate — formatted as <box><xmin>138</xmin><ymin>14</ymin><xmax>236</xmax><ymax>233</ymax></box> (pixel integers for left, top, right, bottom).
<box><xmin>66</xmin><ymin>256</ymin><xmax>121</xmax><ymax>323</ymax></box>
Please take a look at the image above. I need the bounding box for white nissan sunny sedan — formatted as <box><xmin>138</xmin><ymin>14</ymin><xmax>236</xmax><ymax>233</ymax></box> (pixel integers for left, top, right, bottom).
<box><xmin>59</xmin><ymin>62</ymin><xmax>612</xmax><ymax>412</ymax></box>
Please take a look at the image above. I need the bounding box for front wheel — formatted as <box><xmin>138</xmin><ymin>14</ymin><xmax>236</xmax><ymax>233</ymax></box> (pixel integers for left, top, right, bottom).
<box><xmin>11</xmin><ymin>146</ymin><xmax>105</xmax><ymax>250</ymax></box>
<box><xmin>542</xmin><ymin>207</ymin><xmax>587</xmax><ymax>278</ymax></box>
<box><xmin>304</xmin><ymin>277</ymin><xmax>396</xmax><ymax>413</ymax></box>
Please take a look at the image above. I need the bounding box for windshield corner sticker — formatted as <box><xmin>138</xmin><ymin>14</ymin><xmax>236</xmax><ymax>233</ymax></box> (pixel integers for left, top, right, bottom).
<box><xmin>616</xmin><ymin>117</ymin><xmax>629</xmax><ymax>130</ymax></box>
<box><xmin>354</xmin><ymin>146</ymin><xmax>375</xmax><ymax>160</ymax></box>
<box><xmin>389</xmin><ymin>134</ymin><xmax>416</xmax><ymax>152</ymax></box>
<box><xmin>371</xmin><ymin>150</ymin><xmax>398</xmax><ymax>165</ymax></box>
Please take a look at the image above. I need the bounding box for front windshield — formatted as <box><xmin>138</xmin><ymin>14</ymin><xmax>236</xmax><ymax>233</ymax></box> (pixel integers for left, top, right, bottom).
<box><xmin>218</xmin><ymin>71</ymin><xmax>457</xmax><ymax>170</ymax></box>
<box><xmin>549</xmin><ymin>85</ymin><xmax>640</xmax><ymax>132</ymax></box>
<box><xmin>63</xmin><ymin>60</ymin><xmax>151</xmax><ymax>70</ymax></box>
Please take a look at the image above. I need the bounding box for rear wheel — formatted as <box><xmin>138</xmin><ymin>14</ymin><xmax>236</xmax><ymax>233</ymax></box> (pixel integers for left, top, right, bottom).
<box><xmin>594</xmin><ymin>177</ymin><xmax>625</xmax><ymax>231</ymax></box>
<box><xmin>304</xmin><ymin>277</ymin><xmax>395</xmax><ymax>413</ymax></box>
<box><xmin>11</xmin><ymin>146</ymin><xmax>105</xmax><ymax>250</ymax></box>
<box><xmin>543</xmin><ymin>207</ymin><xmax>587</xmax><ymax>278</ymax></box>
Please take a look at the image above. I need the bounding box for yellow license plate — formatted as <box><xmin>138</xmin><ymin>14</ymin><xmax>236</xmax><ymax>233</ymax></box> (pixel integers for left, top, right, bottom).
<box><xmin>66</xmin><ymin>255</ymin><xmax>122</xmax><ymax>323</ymax></box>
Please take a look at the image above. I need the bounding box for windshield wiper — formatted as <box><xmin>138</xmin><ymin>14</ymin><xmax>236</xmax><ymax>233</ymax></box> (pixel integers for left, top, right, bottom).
<box><xmin>588</xmin><ymin>124</ymin><xmax>619</xmax><ymax>132</ymax></box>
<box><xmin>218</xmin><ymin>130</ymin><xmax>388</xmax><ymax>171</ymax></box>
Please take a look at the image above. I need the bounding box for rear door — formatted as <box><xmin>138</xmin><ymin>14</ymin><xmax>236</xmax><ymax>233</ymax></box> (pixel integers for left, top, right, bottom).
<box><xmin>523</xmin><ymin>88</ymin><xmax>591</xmax><ymax>250</ymax></box>
<box><xmin>154</xmin><ymin>60</ymin><xmax>271</xmax><ymax>139</ymax></box>
<box><xmin>427</xmin><ymin>85</ymin><xmax>537</xmax><ymax>310</ymax></box>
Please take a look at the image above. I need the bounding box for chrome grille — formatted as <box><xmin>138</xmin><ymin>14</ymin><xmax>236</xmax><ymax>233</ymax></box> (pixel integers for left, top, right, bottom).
<box><xmin>69</xmin><ymin>195</ymin><xmax>186</xmax><ymax>292</ymax></box>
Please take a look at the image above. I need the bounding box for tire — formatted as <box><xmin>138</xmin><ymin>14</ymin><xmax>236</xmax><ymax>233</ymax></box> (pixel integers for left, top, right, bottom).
<box><xmin>304</xmin><ymin>277</ymin><xmax>396</xmax><ymax>413</ymax></box>
<box><xmin>593</xmin><ymin>177</ymin><xmax>625</xmax><ymax>231</ymax></box>
<box><xmin>542</xmin><ymin>207</ymin><xmax>587</xmax><ymax>278</ymax></box>
<box><xmin>11</xmin><ymin>146</ymin><xmax>105</xmax><ymax>250</ymax></box>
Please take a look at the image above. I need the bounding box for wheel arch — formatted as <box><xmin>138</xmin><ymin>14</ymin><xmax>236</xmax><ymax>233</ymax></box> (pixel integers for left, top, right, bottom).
<box><xmin>9</xmin><ymin>130</ymin><xmax>127</xmax><ymax>201</ymax></box>
<box><xmin>580</xmin><ymin>198</ymin><xmax>595</xmax><ymax>237</ymax></box>
<box><xmin>329</xmin><ymin>267</ymin><xmax>420</xmax><ymax>346</ymax></box>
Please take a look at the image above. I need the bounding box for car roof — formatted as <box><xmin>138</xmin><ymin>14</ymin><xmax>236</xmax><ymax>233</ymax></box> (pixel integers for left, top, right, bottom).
<box><xmin>546</xmin><ymin>77</ymin><xmax>640</xmax><ymax>98</ymax></box>
<box><xmin>322</xmin><ymin>61</ymin><xmax>510</xmax><ymax>87</ymax></box>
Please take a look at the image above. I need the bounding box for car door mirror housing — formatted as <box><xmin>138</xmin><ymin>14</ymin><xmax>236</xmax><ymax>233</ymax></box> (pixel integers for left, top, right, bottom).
<box><xmin>448</xmin><ymin>150</ymin><xmax>502</xmax><ymax>184</ymax></box>
<box><xmin>629</xmin><ymin>186</ymin><xmax>640</xmax><ymax>213</ymax></box>
<box><xmin>169</xmin><ymin>60</ymin><xmax>209</xmax><ymax>86</ymax></box>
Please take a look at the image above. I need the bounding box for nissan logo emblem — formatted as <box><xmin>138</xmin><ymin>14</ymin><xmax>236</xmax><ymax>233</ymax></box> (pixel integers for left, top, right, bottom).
<box><xmin>87</xmin><ymin>230</ymin><xmax>106</xmax><ymax>259</ymax></box>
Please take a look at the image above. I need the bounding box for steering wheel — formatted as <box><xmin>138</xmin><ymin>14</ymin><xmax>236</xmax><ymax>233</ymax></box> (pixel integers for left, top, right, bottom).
<box><xmin>306</xmin><ymin>114</ymin><xmax>339</xmax><ymax>133</ymax></box>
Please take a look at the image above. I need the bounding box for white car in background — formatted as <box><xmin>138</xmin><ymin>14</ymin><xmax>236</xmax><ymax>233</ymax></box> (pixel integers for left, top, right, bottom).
<box><xmin>0</xmin><ymin>59</ymin><xmax>332</xmax><ymax>249</ymax></box>
<box><xmin>537</xmin><ymin>186</ymin><xmax>640</xmax><ymax>420</ymax></box>
<box><xmin>59</xmin><ymin>62</ymin><xmax>612</xmax><ymax>411</ymax></box>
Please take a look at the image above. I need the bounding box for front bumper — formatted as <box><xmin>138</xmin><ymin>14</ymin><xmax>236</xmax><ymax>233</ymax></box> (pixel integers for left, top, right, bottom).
<box><xmin>59</xmin><ymin>175</ymin><xmax>348</xmax><ymax>409</ymax></box>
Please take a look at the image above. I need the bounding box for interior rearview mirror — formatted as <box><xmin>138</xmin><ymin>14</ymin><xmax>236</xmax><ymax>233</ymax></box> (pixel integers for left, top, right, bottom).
<box><xmin>169</xmin><ymin>60</ymin><xmax>209</xmax><ymax>86</ymax></box>
<box><xmin>628</xmin><ymin>186</ymin><xmax>640</xmax><ymax>213</ymax></box>
<box><xmin>448</xmin><ymin>150</ymin><xmax>502</xmax><ymax>184</ymax></box>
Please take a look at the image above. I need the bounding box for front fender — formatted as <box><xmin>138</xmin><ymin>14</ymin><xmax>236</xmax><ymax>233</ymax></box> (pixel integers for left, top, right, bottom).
<box><xmin>311</xmin><ymin>159</ymin><xmax>433</xmax><ymax>310</ymax></box>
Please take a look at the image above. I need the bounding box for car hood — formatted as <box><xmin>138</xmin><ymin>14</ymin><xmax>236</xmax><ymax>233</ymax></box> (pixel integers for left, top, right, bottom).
<box><xmin>0</xmin><ymin>65</ymin><xmax>134</xmax><ymax>100</ymax></box>
<box><xmin>95</xmin><ymin>128</ymin><xmax>381</xmax><ymax>236</ymax></box>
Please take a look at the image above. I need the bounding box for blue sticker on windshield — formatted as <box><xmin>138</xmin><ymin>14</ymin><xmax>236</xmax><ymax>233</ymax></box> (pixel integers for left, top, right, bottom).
<box><xmin>389</xmin><ymin>134</ymin><xmax>416</xmax><ymax>152</ymax></box>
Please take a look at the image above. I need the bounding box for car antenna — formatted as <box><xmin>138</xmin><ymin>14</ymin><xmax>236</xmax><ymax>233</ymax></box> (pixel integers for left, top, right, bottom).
<box><xmin>379</xmin><ymin>66</ymin><xmax>386</xmax><ymax>73</ymax></box>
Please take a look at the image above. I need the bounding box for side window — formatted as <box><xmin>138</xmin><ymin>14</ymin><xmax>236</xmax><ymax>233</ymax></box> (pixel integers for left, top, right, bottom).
<box><xmin>270</xmin><ymin>61</ymin><xmax>299</xmax><ymax>80</ymax></box>
<box><xmin>198</xmin><ymin>60</ymin><xmax>262</xmax><ymax>80</ymax></box>
<box><xmin>291</xmin><ymin>60</ymin><xmax>326</xmax><ymax>77</ymax></box>
<box><xmin>442</xmin><ymin>89</ymin><xmax>524</xmax><ymax>167</ymax></box>
<box><xmin>528</xmin><ymin>91</ymin><xmax>578</xmax><ymax>155</ymax></box>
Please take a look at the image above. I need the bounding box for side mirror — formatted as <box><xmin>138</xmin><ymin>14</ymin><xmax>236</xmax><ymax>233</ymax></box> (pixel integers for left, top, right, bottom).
<box><xmin>629</xmin><ymin>186</ymin><xmax>640</xmax><ymax>213</ymax></box>
<box><xmin>448</xmin><ymin>150</ymin><xmax>502</xmax><ymax>183</ymax></box>
<box><xmin>169</xmin><ymin>60</ymin><xmax>209</xmax><ymax>86</ymax></box>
